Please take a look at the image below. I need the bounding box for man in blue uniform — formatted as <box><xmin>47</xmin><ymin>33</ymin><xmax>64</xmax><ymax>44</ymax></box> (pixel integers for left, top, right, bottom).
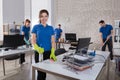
<box><xmin>55</xmin><ymin>24</ymin><xmax>63</xmax><ymax>49</ymax></box>
<box><xmin>99</xmin><ymin>20</ymin><xmax>114</xmax><ymax>60</ymax></box>
<box><xmin>55</xmin><ymin>24</ymin><xmax>63</xmax><ymax>42</ymax></box>
<box><xmin>20</xmin><ymin>19</ymin><xmax>31</xmax><ymax>64</ymax></box>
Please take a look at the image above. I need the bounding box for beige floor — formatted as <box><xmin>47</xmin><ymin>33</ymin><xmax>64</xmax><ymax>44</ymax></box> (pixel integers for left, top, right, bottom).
<box><xmin>0</xmin><ymin>51</ymin><xmax>120</xmax><ymax>80</ymax></box>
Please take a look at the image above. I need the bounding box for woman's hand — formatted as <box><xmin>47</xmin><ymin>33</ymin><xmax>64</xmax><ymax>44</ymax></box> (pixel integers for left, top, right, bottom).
<box><xmin>33</xmin><ymin>44</ymin><xmax>44</xmax><ymax>54</ymax></box>
<box><xmin>50</xmin><ymin>48</ymin><xmax>57</xmax><ymax>61</ymax></box>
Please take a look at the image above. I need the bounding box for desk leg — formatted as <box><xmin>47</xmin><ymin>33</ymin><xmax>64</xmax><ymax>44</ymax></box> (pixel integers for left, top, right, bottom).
<box><xmin>56</xmin><ymin>43</ymin><xmax>58</xmax><ymax>49</ymax></box>
<box><xmin>32</xmin><ymin>66</ymin><xmax>35</xmax><ymax>80</ymax></box>
<box><xmin>58</xmin><ymin>43</ymin><xmax>60</xmax><ymax>49</ymax></box>
<box><xmin>2</xmin><ymin>58</ymin><xmax>6</xmax><ymax>76</ymax></box>
<box><xmin>30</xmin><ymin>54</ymin><xmax>32</xmax><ymax>64</ymax></box>
<box><xmin>107</xmin><ymin>56</ymin><xmax>110</xmax><ymax>80</ymax></box>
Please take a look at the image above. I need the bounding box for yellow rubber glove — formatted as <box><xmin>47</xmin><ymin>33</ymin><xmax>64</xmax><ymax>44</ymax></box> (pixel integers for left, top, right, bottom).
<box><xmin>50</xmin><ymin>48</ymin><xmax>57</xmax><ymax>61</ymax></box>
<box><xmin>33</xmin><ymin>44</ymin><xmax>44</xmax><ymax>54</ymax></box>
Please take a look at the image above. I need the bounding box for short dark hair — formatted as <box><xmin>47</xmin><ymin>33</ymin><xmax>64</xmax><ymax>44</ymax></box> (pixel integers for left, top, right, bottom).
<box><xmin>25</xmin><ymin>19</ymin><xmax>31</xmax><ymax>23</ymax></box>
<box><xmin>58</xmin><ymin>24</ymin><xmax>61</xmax><ymax>26</ymax></box>
<box><xmin>99</xmin><ymin>20</ymin><xmax>105</xmax><ymax>24</ymax></box>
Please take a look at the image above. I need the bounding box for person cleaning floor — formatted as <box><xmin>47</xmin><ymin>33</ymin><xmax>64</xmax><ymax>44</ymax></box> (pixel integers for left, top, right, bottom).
<box><xmin>99</xmin><ymin>20</ymin><xmax>114</xmax><ymax>60</ymax></box>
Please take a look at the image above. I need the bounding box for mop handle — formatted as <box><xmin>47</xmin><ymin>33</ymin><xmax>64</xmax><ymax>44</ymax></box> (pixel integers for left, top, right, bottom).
<box><xmin>100</xmin><ymin>38</ymin><xmax>109</xmax><ymax>50</ymax></box>
<box><xmin>102</xmin><ymin>39</ymin><xmax>108</xmax><ymax>47</ymax></box>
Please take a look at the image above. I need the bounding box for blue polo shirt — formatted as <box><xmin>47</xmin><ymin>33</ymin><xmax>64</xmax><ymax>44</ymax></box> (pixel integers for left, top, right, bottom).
<box><xmin>20</xmin><ymin>25</ymin><xmax>30</xmax><ymax>40</ymax></box>
<box><xmin>32</xmin><ymin>24</ymin><xmax>54</xmax><ymax>51</ymax></box>
<box><xmin>55</xmin><ymin>28</ymin><xmax>62</xmax><ymax>40</ymax></box>
<box><xmin>99</xmin><ymin>24</ymin><xmax>113</xmax><ymax>39</ymax></box>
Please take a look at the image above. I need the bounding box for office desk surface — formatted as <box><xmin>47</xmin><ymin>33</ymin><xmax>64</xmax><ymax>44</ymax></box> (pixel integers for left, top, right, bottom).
<box><xmin>32</xmin><ymin>50</ymin><xmax>110</xmax><ymax>80</ymax></box>
<box><xmin>0</xmin><ymin>47</ymin><xmax>33</xmax><ymax>58</ymax></box>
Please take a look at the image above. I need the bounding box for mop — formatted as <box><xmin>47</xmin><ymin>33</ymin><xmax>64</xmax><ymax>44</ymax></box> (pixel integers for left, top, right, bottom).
<box><xmin>100</xmin><ymin>38</ymin><xmax>109</xmax><ymax>50</ymax></box>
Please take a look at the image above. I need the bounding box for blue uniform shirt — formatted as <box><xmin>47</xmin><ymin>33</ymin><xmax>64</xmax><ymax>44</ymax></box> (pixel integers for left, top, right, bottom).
<box><xmin>32</xmin><ymin>24</ymin><xmax>54</xmax><ymax>51</ymax></box>
<box><xmin>99</xmin><ymin>24</ymin><xmax>113</xmax><ymax>39</ymax></box>
<box><xmin>55</xmin><ymin>28</ymin><xmax>62</xmax><ymax>41</ymax></box>
<box><xmin>20</xmin><ymin>25</ymin><xmax>30</xmax><ymax>40</ymax></box>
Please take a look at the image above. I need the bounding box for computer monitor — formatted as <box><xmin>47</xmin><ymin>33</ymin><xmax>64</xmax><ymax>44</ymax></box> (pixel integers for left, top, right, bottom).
<box><xmin>3</xmin><ymin>34</ymin><xmax>25</xmax><ymax>49</ymax></box>
<box><xmin>76</xmin><ymin>37</ymin><xmax>91</xmax><ymax>53</ymax></box>
<box><xmin>65</xmin><ymin>33</ymin><xmax>77</xmax><ymax>42</ymax></box>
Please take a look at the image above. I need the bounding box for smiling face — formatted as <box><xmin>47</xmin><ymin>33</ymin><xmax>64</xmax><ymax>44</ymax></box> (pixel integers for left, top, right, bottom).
<box><xmin>39</xmin><ymin>13</ymin><xmax>48</xmax><ymax>24</ymax></box>
<box><xmin>39</xmin><ymin>10</ymin><xmax>49</xmax><ymax>25</ymax></box>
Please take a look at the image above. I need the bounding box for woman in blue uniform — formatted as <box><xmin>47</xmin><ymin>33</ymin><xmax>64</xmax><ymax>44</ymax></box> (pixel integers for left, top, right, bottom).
<box><xmin>31</xmin><ymin>9</ymin><xmax>57</xmax><ymax>80</ymax></box>
<box><xmin>20</xmin><ymin>19</ymin><xmax>31</xmax><ymax>64</ymax></box>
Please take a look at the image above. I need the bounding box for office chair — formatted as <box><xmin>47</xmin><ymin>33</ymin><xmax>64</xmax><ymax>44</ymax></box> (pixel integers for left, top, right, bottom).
<box><xmin>55</xmin><ymin>48</ymin><xmax>67</xmax><ymax>56</ymax></box>
<box><xmin>3</xmin><ymin>49</ymin><xmax>21</xmax><ymax>75</ymax></box>
<box><xmin>69</xmin><ymin>42</ymin><xmax>78</xmax><ymax>50</ymax></box>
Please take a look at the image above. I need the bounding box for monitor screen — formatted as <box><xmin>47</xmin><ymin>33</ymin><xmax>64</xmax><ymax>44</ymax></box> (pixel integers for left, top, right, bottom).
<box><xmin>76</xmin><ymin>37</ymin><xmax>91</xmax><ymax>53</ymax></box>
<box><xmin>3</xmin><ymin>35</ymin><xmax>25</xmax><ymax>48</ymax></box>
<box><xmin>65</xmin><ymin>33</ymin><xmax>77</xmax><ymax>42</ymax></box>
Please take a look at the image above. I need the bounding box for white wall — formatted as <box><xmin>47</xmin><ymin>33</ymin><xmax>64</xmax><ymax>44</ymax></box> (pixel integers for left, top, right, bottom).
<box><xmin>0</xmin><ymin>0</ymin><xmax>3</xmax><ymax>41</ymax></box>
<box><xmin>24</xmin><ymin>0</ymin><xmax>31</xmax><ymax>20</ymax></box>
<box><xmin>31</xmin><ymin>0</ymin><xmax>52</xmax><ymax>27</ymax></box>
<box><xmin>3</xmin><ymin>0</ymin><xmax>24</xmax><ymax>24</ymax></box>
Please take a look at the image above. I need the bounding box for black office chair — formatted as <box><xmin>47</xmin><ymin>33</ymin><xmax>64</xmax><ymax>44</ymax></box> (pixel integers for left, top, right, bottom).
<box><xmin>3</xmin><ymin>49</ymin><xmax>21</xmax><ymax>75</ymax></box>
<box><xmin>4</xmin><ymin>50</ymin><xmax>20</xmax><ymax>68</ymax></box>
<box><xmin>4</xmin><ymin>54</ymin><xmax>20</xmax><ymax>60</ymax></box>
<box><xmin>69</xmin><ymin>41</ymin><xmax>78</xmax><ymax>50</ymax></box>
<box><xmin>69</xmin><ymin>42</ymin><xmax>93</xmax><ymax>50</ymax></box>
<box><xmin>55</xmin><ymin>48</ymin><xmax>67</xmax><ymax>56</ymax></box>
